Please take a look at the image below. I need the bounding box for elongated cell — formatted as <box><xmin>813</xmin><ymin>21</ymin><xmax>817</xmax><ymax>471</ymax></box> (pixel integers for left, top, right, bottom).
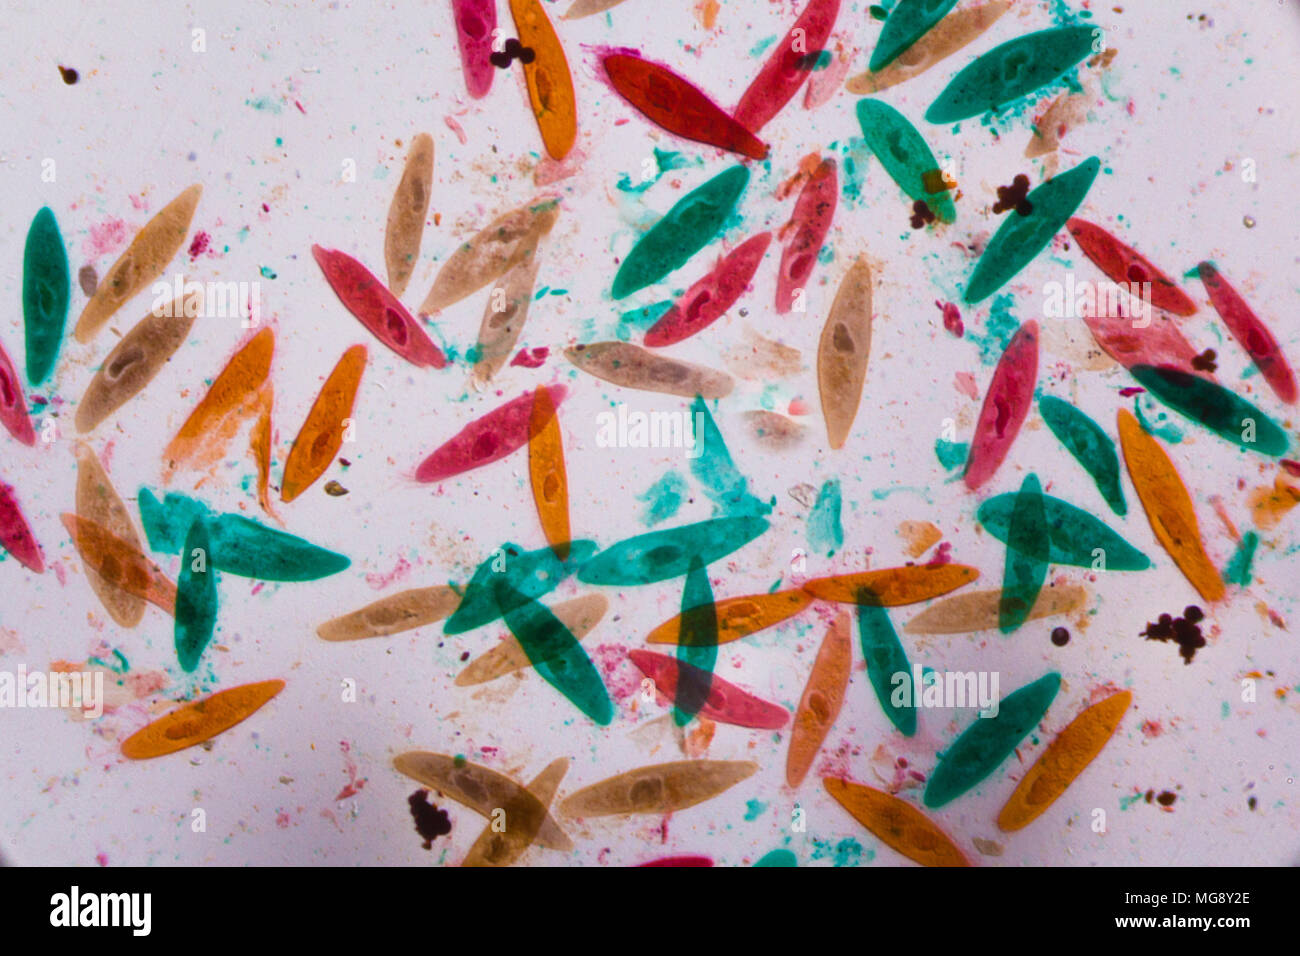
<box><xmin>643</xmin><ymin>233</ymin><xmax>771</xmax><ymax>347</ymax></box>
<box><xmin>870</xmin><ymin>0</ymin><xmax>960</xmax><ymax>71</ymax></box>
<box><xmin>457</xmin><ymin>594</ymin><xmax>607</xmax><ymax>685</ymax></box>
<box><xmin>964</xmin><ymin>158</ymin><xmax>1099</xmax><ymax>304</ymax></box>
<box><xmin>75</xmin><ymin>441</ymin><xmax>146</xmax><ymax>627</ymax></box>
<box><xmin>856</xmin><ymin>601</ymin><xmax>916</xmax><ymax>735</ymax></box>
<box><xmin>76</xmin><ymin>289</ymin><xmax>200</xmax><ymax>433</ymax></box>
<box><xmin>776</xmin><ymin>158</ymin><xmax>837</xmax><ymax>314</ymax></box>
<box><xmin>281</xmin><ymin>345</ymin><xmax>366</xmax><ymax>502</ymax></box>
<box><xmin>23</xmin><ymin>206</ymin><xmax>70</xmax><ymax>386</ymax></box>
<box><xmin>1038</xmin><ymin>395</ymin><xmax>1126</xmax><ymax>515</ymax></box>
<box><xmin>856</xmin><ymin>99</ymin><xmax>955</xmax><ymax>222</ymax></box>
<box><xmin>733</xmin><ymin>0</ymin><xmax>841</xmax><ymax>132</ymax></box>
<box><xmin>566</xmin><ymin>342</ymin><xmax>733</xmax><ymax>398</ymax></box>
<box><xmin>509</xmin><ymin>0</ymin><xmax>577</xmax><ymax>159</ymax></box>
<box><xmin>0</xmin><ymin>339</ymin><xmax>36</xmax><ymax>446</ymax></box>
<box><xmin>1067</xmin><ymin>218</ymin><xmax>1196</xmax><ymax>317</ymax></box>
<box><xmin>903</xmin><ymin>585</ymin><xmax>1086</xmax><ymax>635</ymax></box>
<box><xmin>75</xmin><ymin>185</ymin><xmax>202</xmax><ymax>344</ymax></box>
<box><xmin>1197</xmin><ymin>262</ymin><xmax>1296</xmax><ymax>405</ymax></box>
<box><xmin>559</xmin><ymin>760</ymin><xmax>758</xmax><ymax>817</ymax></box>
<box><xmin>673</xmin><ymin>556</ymin><xmax>717</xmax><ymax>726</ymax></box>
<box><xmin>802</xmin><ymin>563</ymin><xmax>978</xmax><ymax>605</ymax></box>
<box><xmin>825</xmin><ymin>778</ymin><xmax>970</xmax><ymax>866</ymax></box>
<box><xmin>121</xmin><ymin>680</ymin><xmax>284</xmax><ymax>760</ymax></box>
<box><xmin>997</xmin><ymin>690</ymin><xmax>1131</xmax><ymax>832</ymax></box>
<box><xmin>528</xmin><ymin>385</ymin><xmax>570</xmax><ymax>558</ymax></box>
<box><xmin>318</xmin><ymin>586</ymin><xmax>462</xmax><ymax>641</ymax></box>
<box><xmin>976</xmin><ymin>492</ymin><xmax>1149</xmax><ymax>569</ymax></box>
<box><xmin>646</xmin><ymin>588</ymin><xmax>811</xmax><ymax>645</ymax></box>
<box><xmin>0</xmin><ymin>481</ymin><xmax>44</xmax><ymax>574</ymax></box>
<box><xmin>924</xmin><ymin>672</ymin><xmax>1061</xmax><ymax>808</ymax></box>
<box><xmin>313</xmin><ymin>246</ymin><xmax>446</xmax><ymax>368</ymax></box>
<box><xmin>926</xmin><ymin>26</ymin><xmax>1098</xmax><ymax>124</ymax></box>
<box><xmin>445</xmin><ymin>540</ymin><xmax>597</xmax><ymax>634</ymax></box>
<box><xmin>999</xmin><ymin>473</ymin><xmax>1048</xmax><ymax>634</ymax></box>
<box><xmin>1116</xmin><ymin>409</ymin><xmax>1224</xmax><ymax>603</ymax></box>
<box><xmin>627</xmin><ymin>650</ymin><xmax>788</xmax><ymax>729</ymax></box>
<box><xmin>578</xmin><ymin>516</ymin><xmax>768</xmax><ymax>586</ymax></box>
<box><xmin>787</xmin><ymin>611</ymin><xmax>852</xmax><ymax>787</ymax></box>
<box><xmin>611</xmin><ymin>165</ymin><xmax>749</xmax><ymax>299</ymax></box>
<box><xmin>385</xmin><ymin>133</ymin><xmax>434</xmax><ymax>296</ymax></box>
<box><xmin>416</xmin><ymin>385</ymin><xmax>565</xmax><ymax>483</ymax></box>
<box><xmin>174</xmin><ymin>518</ymin><xmax>218</xmax><ymax>672</ymax></box>
<box><xmin>603</xmin><ymin>54</ymin><xmax>768</xmax><ymax>161</ymax></box>
<box><xmin>817</xmin><ymin>257</ymin><xmax>872</xmax><ymax>449</ymax></box>
<box><xmin>964</xmin><ymin>319</ymin><xmax>1038</xmax><ymax>489</ymax></box>
<box><xmin>452</xmin><ymin>0</ymin><xmax>496</xmax><ymax>98</ymax></box>
<box><xmin>1129</xmin><ymin>365</ymin><xmax>1288</xmax><ymax>456</ymax></box>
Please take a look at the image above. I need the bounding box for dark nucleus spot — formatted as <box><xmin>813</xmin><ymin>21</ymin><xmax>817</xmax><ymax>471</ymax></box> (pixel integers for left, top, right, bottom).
<box><xmin>58</xmin><ymin>65</ymin><xmax>79</xmax><ymax>84</ymax></box>
<box><xmin>1051</xmin><ymin>626</ymin><xmax>1070</xmax><ymax>646</ymax></box>
<box><xmin>407</xmin><ymin>790</ymin><xmax>452</xmax><ymax>849</ymax></box>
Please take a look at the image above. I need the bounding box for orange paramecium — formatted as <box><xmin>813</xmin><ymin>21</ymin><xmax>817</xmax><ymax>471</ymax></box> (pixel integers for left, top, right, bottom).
<box><xmin>1116</xmin><ymin>409</ymin><xmax>1225</xmax><ymax>603</ymax></box>
<box><xmin>528</xmin><ymin>385</ymin><xmax>570</xmax><ymax>559</ymax></box>
<box><xmin>802</xmin><ymin>563</ymin><xmax>979</xmax><ymax>605</ymax></box>
<box><xmin>997</xmin><ymin>690</ymin><xmax>1132</xmax><ymax>832</ymax></box>
<box><xmin>120</xmin><ymin>680</ymin><xmax>286</xmax><ymax>759</ymax></box>
<box><xmin>646</xmin><ymin>589</ymin><xmax>813</xmax><ymax>645</ymax></box>
<box><xmin>60</xmin><ymin>513</ymin><xmax>177</xmax><ymax>615</ymax></box>
<box><xmin>509</xmin><ymin>0</ymin><xmax>577</xmax><ymax>159</ymax></box>
<box><xmin>786</xmin><ymin>611</ymin><xmax>852</xmax><ymax>788</ymax></box>
<box><xmin>164</xmin><ymin>327</ymin><xmax>275</xmax><ymax>479</ymax></box>
<box><xmin>824</xmin><ymin>777</ymin><xmax>971</xmax><ymax>866</ymax></box>
<box><xmin>280</xmin><ymin>345</ymin><xmax>367</xmax><ymax>503</ymax></box>
<box><xmin>248</xmin><ymin>383</ymin><xmax>277</xmax><ymax>518</ymax></box>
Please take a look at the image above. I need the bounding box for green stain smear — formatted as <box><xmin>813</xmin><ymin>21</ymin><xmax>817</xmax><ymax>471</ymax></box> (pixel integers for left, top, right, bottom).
<box><xmin>22</xmin><ymin>207</ymin><xmax>70</xmax><ymax>387</ymax></box>
<box><xmin>1134</xmin><ymin>393</ymin><xmax>1183</xmax><ymax>444</ymax></box>
<box><xmin>807</xmin><ymin>479</ymin><xmax>843</xmax><ymax>557</ymax></box>
<box><xmin>259</xmin><ymin>265</ymin><xmax>277</xmax><ymax>280</ymax></box>
<box><xmin>1000</xmin><ymin>473</ymin><xmax>1048</xmax><ymax>634</ymax></box>
<box><xmin>674</xmin><ymin>556</ymin><xmax>717</xmax><ymax>726</ymax></box>
<box><xmin>811</xmin><ymin>837</ymin><xmax>865</xmax><ymax>867</ymax></box>
<box><xmin>612</xmin><ymin>165</ymin><xmax>749</xmax><ymax>299</ymax></box>
<box><xmin>750</xmin><ymin>35</ymin><xmax>779</xmax><ymax>56</ymax></box>
<box><xmin>834</xmin><ymin>138</ymin><xmax>873</xmax><ymax>208</ymax></box>
<box><xmin>616</xmin><ymin>151</ymin><xmax>689</xmax><ymax>198</ymax></box>
<box><xmin>964</xmin><ymin>157</ymin><xmax>1100</xmax><ymax>304</ymax></box>
<box><xmin>445</xmin><ymin>540</ymin><xmax>598</xmax><ymax>634</ymax></box>
<box><xmin>138</xmin><ymin>489</ymin><xmax>350</xmax><ymax>581</ymax></box>
<box><xmin>754</xmin><ymin>848</ymin><xmax>796</xmax><ymax>866</ymax></box>
<box><xmin>1039</xmin><ymin>395</ymin><xmax>1126</xmax><ymax>515</ymax></box>
<box><xmin>1222</xmin><ymin>531</ymin><xmax>1259</xmax><ymax>587</ymax></box>
<box><xmin>689</xmin><ymin>395</ymin><xmax>773</xmax><ymax>518</ymax></box>
<box><xmin>616</xmin><ymin>299</ymin><xmax>673</xmax><ymax>341</ymax></box>
<box><xmin>977</xmin><ymin>491</ymin><xmax>1150</xmax><ymax>570</ymax></box>
<box><xmin>926</xmin><ymin>25</ymin><xmax>1098</xmax><ymax>123</ymax></box>
<box><xmin>579</xmin><ymin>516</ymin><xmax>769</xmax><ymax>586</ymax></box>
<box><xmin>174</xmin><ymin>518</ymin><xmax>219</xmax><ymax>673</ymax></box>
<box><xmin>1130</xmin><ymin>365</ymin><xmax>1289</xmax><ymax>456</ymax></box>
<box><xmin>245</xmin><ymin>96</ymin><xmax>283</xmax><ymax>114</ymax></box>
<box><xmin>935</xmin><ymin>438</ymin><xmax>969</xmax><ymax>470</ymax></box>
<box><xmin>857</xmin><ymin>99</ymin><xmax>956</xmax><ymax>223</ymax></box>
<box><xmin>744</xmin><ymin>799</ymin><xmax>768</xmax><ymax>822</ymax></box>
<box><xmin>1220</xmin><ymin>701</ymin><xmax>1230</xmax><ymax>719</ymax></box>
<box><xmin>495</xmin><ymin>583</ymin><xmax>613</xmax><ymax>725</ymax></box>
<box><xmin>966</xmin><ymin>293</ymin><xmax>1020</xmax><ymax>365</ymax></box>
<box><xmin>924</xmin><ymin>672</ymin><xmax>1061</xmax><ymax>809</ymax></box>
<box><xmin>857</xmin><ymin>601</ymin><xmax>916</xmax><ymax>736</ymax></box>
<box><xmin>637</xmin><ymin>471</ymin><xmax>688</xmax><ymax>527</ymax></box>
<box><xmin>871</xmin><ymin>0</ymin><xmax>960</xmax><ymax>72</ymax></box>
<box><xmin>1119</xmin><ymin>791</ymin><xmax>1144</xmax><ymax>811</ymax></box>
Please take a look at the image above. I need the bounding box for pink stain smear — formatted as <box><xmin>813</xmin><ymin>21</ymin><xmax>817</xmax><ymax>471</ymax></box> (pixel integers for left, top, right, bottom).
<box><xmin>0</xmin><ymin>629</ymin><xmax>25</xmax><ymax>655</ymax></box>
<box><xmin>535</xmin><ymin>147</ymin><xmax>587</xmax><ymax>186</ymax></box>
<box><xmin>96</xmin><ymin>852</ymin><xmax>109</xmax><ymax>866</ymax></box>
<box><xmin>276</xmin><ymin>811</ymin><xmax>293</xmax><ymax>829</ymax></box>
<box><xmin>510</xmin><ymin>346</ymin><xmax>550</xmax><ymax>368</ymax></box>
<box><xmin>803</xmin><ymin>41</ymin><xmax>853</xmax><ymax>110</ymax></box>
<box><xmin>788</xmin><ymin>398</ymin><xmax>809</xmax><ymax>415</ymax></box>
<box><xmin>82</xmin><ymin>218</ymin><xmax>128</xmax><ymax>258</ymax></box>
<box><xmin>335</xmin><ymin>740</ymin><xmax>368</xmax><ymax>801</ymax></box>
<box><xmin>936</xmin><ymin>300</ymin><xmax>964</xmax><ymax>337</ymax></box>
<box><xmin>953</xmin><ymin>371</ymin><xmax>979</xmax><ymax>400</ymax></box>
<box><xmin>444</xmin><ymin>115</ymin><xmax>468</xmax><ymax>145</ymax></box>
<box><xmin>1140</xmin><ymin>719</ymin><xmax>1163</xmax><ymax>739</ymax></box>
<box><xmin>592</xmin><ymin>643</ymin><xmax>641</xmax><ymax>701</ymax></box>
<box><xmin>188</xmin><ymin>231</ymin><xmax>211</xmax><ymax>259</ymax></box>
<box><xmin>365</xmin><ymin>555</ymin><xmax>412</xmax><ymax>590</ymax></box>
<box><xmin>926</xmin><ymin>541</ymin><xmax>953</xmax><ymax>566</ymax></box>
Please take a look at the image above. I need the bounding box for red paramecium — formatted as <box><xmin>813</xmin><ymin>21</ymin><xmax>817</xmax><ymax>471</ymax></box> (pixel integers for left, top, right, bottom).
<box><xmin>965</xmin><ymin>320</ymin><xmax>1039</xmax><ymax>491</ymax></box>
<box><xmin>776</xmin><ymin>158</ymin><xmax>837</xmax><ymax>314</ymax></box>
<box><xmin>644</xmin><ymin>233</ymin><xmax>772</xmax><ymax>347</ymax></box>
<box><xmin>416</xmin><ymin>385</ymin><xmax>566</xmax><ymax>483</ymax></box>
<box><xmin>1066</xmin><ymin>218</ymin><xmax>1197</xmax><ymax>317</ymax></box>
<box><xmin>1198</xmin><ymin>261</ymin><xmax>1297</xmax><ymax>405</ymax></box>
<box><xmin>312</xmin><ymin>245</ymin><xmax>447</xmax><ymax>369</ymax></box>
<box><xmin>628</xmin><ymin>649</ymin><xmax>789</xmax><ymax>730</ymax></box>
<box><xmin>733</xmin><ymin>0</ymin><xmax>841</xmax><ymax>132</ymax></box>
<box><xmin>603</xmin><ymin>53</ymin><xmax>769</xmax><ymax>161</ymax></box>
